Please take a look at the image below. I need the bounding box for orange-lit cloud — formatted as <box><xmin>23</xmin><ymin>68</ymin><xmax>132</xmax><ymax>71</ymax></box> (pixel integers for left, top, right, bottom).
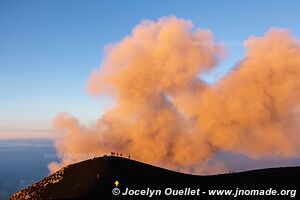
<box><xmin>48</xmin><ymin>17</ymin><xmax>300</xmax><ymax>174</ymax></box>
<box><xmin>197</xmin><ymin>29</ymin><xmax>300</xmax><ymax>159</ymax></box>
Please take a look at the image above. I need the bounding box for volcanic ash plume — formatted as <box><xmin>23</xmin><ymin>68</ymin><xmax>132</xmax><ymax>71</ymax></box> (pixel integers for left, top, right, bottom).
<box><xmin>197</xmin><ymin>29</ymin><xmax>300</xmax><ymax>159</ymax></box>
<box><xmin>49</xmin><ymin>16</ymin><xmax>300</xmax><ymax>174</ymax></box>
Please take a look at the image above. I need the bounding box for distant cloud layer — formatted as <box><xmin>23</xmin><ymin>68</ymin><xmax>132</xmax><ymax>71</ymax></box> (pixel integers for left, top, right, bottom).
<box><xmin>49</xmin><ymin>16</ymin><xmax>300</xmax><ymax>174</ymax></box>
<box><xmin>0</xmin><ymin>130</ymin><xmax>57</xmax><ymax>140</ymax></box>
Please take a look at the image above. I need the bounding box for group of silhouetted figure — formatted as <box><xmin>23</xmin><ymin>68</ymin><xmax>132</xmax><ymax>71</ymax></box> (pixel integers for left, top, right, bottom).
<box><xmin>103</xmin><ymin>152</ymin><xmax>131</xmax><ymax>159</ymax></box>
<box><xmin>97</xmin><ymin>152</ymin><xmax>131</xmax><ymax>182</ymax></box>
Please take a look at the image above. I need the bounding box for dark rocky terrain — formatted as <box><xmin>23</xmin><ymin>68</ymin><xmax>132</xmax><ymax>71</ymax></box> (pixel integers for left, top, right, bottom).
<box><xmin>9</xmin><ymin>156</ymin><xmax>300</xmax><ymax>200</ymax></box>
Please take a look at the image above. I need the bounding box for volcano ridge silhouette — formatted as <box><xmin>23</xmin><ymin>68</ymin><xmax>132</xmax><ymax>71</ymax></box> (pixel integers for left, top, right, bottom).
<box><xmin>10</xmin><ymin>156</ymin><xmax>300</xmax><ymax>200</ymax></box>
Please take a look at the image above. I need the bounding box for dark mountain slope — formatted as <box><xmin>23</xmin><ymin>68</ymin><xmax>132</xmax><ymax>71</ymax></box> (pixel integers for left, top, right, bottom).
<box><xmin>10</xmin><ymin>156</ymin><xmax>300</xmax><ymax>200</ymax></box>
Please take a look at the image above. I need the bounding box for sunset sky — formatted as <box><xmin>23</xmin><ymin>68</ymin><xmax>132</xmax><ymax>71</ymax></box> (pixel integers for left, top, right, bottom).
<box><xmin>1</xmin><ymin>0</ymin><xmax>300</xmax><ymax>139</ymax></box>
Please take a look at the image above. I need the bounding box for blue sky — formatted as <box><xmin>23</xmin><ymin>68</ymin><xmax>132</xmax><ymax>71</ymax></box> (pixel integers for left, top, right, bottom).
<box><xmin>0</xmin><ymin>0</ymin><xmax>299</xmax><ymax>138</ymax></box>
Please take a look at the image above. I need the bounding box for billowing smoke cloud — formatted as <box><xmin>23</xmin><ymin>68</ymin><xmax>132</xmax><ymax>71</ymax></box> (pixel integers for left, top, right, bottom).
<box><xmin>49</xmin><ymin>16</ymin><xmax>300</xmax><ymax>174</ymax></box>
<box><xmin>196</xmin><ymin>29</ymin><xmax>300</xmax><ymax>159</ymax></box>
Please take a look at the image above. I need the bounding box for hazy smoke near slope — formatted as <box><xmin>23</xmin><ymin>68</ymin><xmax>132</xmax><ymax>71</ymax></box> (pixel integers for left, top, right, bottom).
<box><xmin>49</xmin><ymin>16</ymin><xmax>300</xmax><ymax>174</ymax></box>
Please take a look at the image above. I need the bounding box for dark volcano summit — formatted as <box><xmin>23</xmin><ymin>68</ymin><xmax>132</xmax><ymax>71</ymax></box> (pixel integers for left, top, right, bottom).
<box><xmin>10</xmin><ymin>156</ymin><xmax>300</xmax><ymax>200</ymax></box>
